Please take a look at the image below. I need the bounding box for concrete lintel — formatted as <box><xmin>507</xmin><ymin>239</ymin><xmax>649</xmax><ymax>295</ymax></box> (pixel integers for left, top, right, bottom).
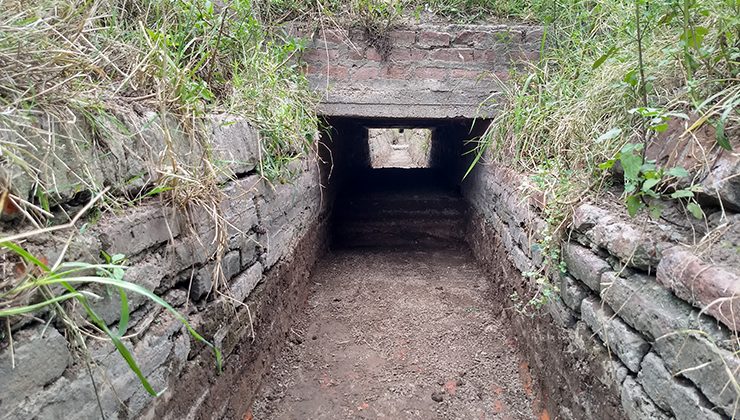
<box><xmin>318</xmin><ymin>102</ymin><xmax>497</xmax><ymax>119</ymax></box>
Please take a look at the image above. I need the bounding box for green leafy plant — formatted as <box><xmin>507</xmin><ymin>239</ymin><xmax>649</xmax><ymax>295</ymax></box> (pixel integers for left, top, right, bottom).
<box><xmin>468</xmin><ymin>0</ymin><xmax>737</xmax><ymax>316</ymax></box>
<box><xmin>599</xmin><ymin>142</ymin><xmax>702</xmax><ymax>218</ymax></box>
<box><xmin>629</xmin><ymin>107</ymin><xmax>689</xmax><ymax>134</ymax></box>
<box><xmin>0</xmin><ymin>242</ymin><xmax>222</xmax><ymax>397</ymax></box>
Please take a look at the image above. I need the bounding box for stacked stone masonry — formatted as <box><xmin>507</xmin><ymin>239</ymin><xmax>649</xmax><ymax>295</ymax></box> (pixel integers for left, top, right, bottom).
<box><xmin>0</xmin><ymin>113</ymin><xmax>326</xmax><ymax>419</ymax></box>
<box><xmin>463</xmin><ymin>158</ymin><xmax>740</xmax><ymax>420</ymax></box>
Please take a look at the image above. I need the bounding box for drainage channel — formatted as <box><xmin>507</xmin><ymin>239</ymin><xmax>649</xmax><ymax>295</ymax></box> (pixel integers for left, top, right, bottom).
<box><xmin>251</xmin><ymin>168</ymin><xmax>536</xmax><ymax>419</ymax></box>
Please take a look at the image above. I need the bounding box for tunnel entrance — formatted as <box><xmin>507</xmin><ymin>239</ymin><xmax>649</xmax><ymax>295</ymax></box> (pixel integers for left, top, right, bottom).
<box><xmin>323</xmin><ymin>116</ymin><xmax>489</xmax><ymax>250</ymax></box>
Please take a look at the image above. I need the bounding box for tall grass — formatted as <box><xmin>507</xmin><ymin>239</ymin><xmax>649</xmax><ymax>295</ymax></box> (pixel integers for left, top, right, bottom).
<box><xmin>261</xmin><ymin>0</ymin><xmax>537</xmax><ymax>27</ymax></box>
<box><xmin>0</xmin><ymin>0</ymin><xmax>319</xmax><ymax>204</ymax></box>
<box><xmin>477</xmin><ymin>0</ymin><xmax>738</xmax><ymax>212</ymax></box>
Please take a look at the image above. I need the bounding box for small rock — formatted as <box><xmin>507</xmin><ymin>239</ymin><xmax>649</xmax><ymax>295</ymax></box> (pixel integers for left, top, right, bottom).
<box><xmin>431</xmin><ymin>391</ymin><xmax>444</xmax><ymax>402</ymax></box>
<box><xmin>266</xmin><ymin>390</ymin><xmax>284</xmax><ymax>401</ymax></box>
<box><xmin>435</xmin><ymin>286</ymin><xmax>444</xmax><ymax>290</ymax></box>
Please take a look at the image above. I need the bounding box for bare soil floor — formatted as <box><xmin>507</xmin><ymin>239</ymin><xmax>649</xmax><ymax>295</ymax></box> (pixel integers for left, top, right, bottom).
<box><xmin>252</xmin><ymin>246</ymin><xmax>535</xmax><ymax>419</ymax></box>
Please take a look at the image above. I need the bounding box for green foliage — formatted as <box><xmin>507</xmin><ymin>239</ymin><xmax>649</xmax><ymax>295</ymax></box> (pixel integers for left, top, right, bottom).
<box><xmin>480</xmin><ymin>0</ymin><xmax>737</xmax><ymax>207</ymax></box>
<box><xmin>415</xmin><ymin>0</ymin><xmax>532</xmax><ymax>20</ymax></box>
<box><xmin>0</xmin><ymin>242</ymin><xmax>222</xmax><ymax>396</ymax></box>
<box><xmin>0</xmin><ymin>0</ymin><xmax>319</xmax><ymax>187</ymax></box>
<box><xmin>599</xmin><ymin>142</ymin><xmax>701</xmax><ymax>218</ymax></box>
<box><xmin>470</xmin><ymin>0</ymin><xmax>737</xmax><ymax>313</ymax></box>
<box><xmin>480</xmin><ymin>0</ymin><xmax>737</xmax><ymax>171</ymax></box>
<box><xmin>262</xmin><ymin>0</ymin><xmax>532</xmax><ymax>24</ymax></box>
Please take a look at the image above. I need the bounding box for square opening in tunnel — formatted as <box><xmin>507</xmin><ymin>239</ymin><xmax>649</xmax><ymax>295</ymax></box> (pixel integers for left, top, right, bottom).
<box><xmin>368</xmin><ymin>128</ymin><xmax>432</xmax><ymax>168</ymax></box>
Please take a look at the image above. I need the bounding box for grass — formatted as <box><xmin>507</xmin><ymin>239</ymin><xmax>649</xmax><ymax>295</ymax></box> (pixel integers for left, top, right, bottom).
<box><xmin>478</xmin><ymin>0</ymin><xmax>738</xmax><ymax>203</ymax></box>
<box><xmin>262</xmin><ymin>0</ymin><xmax>535</xmax><ymax>23</ymax></box>
<box><xmin>464</xmin><ymin>0</ymin><xmax>738</xmax><ymax>311</ymax></box>
<box><xmin>0</xmin><ymin>0</ymin><xmax>319</xmax><ymax>213</ymax></box>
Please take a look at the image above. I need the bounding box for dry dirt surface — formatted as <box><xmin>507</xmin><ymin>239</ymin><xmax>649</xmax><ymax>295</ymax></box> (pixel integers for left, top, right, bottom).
<box><xmin>252</xmin><ymin>247</ymin><xmax>536</xmax><ymax>419</ymax></box>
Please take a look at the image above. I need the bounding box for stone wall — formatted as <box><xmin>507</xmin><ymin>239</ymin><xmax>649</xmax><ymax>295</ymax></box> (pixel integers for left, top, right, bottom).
<box><xmin>0</xmin><ymin>110</ymin><xmax>259</xmax><ymax>216</ymax></box>
<box><xmin>463</xmin><ymin>159</ymin><xmax>740</xmax><ymax>420</ymax></box>
<box><xmin>297</xmin><ymin>23</ymin><xmax>541</xmax><ymax>118</ymax></box>
<box><xmin>0</xmin><ymin>113</ymin><xmax>329</xmax><ymax>419</ymax></box>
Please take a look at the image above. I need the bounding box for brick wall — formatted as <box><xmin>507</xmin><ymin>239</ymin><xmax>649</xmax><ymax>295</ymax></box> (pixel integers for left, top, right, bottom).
<box><xmin>297</xmin><ymin>24</ymin><xmax>542</xmax><ymax>118</ymax></box>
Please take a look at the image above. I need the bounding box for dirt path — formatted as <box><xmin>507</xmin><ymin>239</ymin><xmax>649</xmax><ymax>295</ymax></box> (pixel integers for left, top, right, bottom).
<box><xmin>252</xmin><ymin>247</ymin><xmax>535</xmax><ymax>419</ymax></box>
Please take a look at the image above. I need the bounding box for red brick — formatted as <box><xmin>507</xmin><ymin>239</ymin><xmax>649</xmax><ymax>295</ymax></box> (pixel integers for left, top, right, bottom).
<box><xmin>450</xmin><ymin>69</ymin><xmax>482</xmax><ymax>80</ymax></box>
<box><xmin>388</xmin><ymin>48</ymin><xmax>427</xmax><ymax>62</ymax></box>
<box><xmin>483</xmin><ymin>50</ymin><xmax>502</xmax><ymax>63</ymax></box>
<box><xmin>305</xmin><ymin>64</ymin><xmax>348</xmax><ymax>80</ymax></box>
<box><xmin>417</xmin><ymin>31</ymin><xmax>450</xmax><ymax>49</ymax></box>
<box><xmin>429</xmin><ymin>48</ymin><xmax>475</xmax><ymax>63</ymax></box>
<box><xmin>471</xmin><ymin>49</ymin><xmax>505</xmax><ymax>67</ymax></box>
<box><xmin>327</xmin><ymin>65</ymin><xmax>349</xmax><ymax>79</ymax></box>
<box><xmin>452</xmin><ymin>31</ymin><xmax>487</xmax><ymax>47</ymax></box>
<box><xmin>302</xmin><ymin>49</ymin><xmax>339</xmax><ymax>63</ymax></box>
<box><xmin>390</xmin><ymin>30</ymin><xmax>416</xmax><ymax>47</ymax></box>
<box><xmin>352</xmin><ymin>66</ymin><xmax>380</xmax><ymax>81</ymax></box>
<box><xmin>365</xmin><ymin>48</ymin><xmax>383</xmax><ymax>61</ymax></box>
<box><xmin>414</xmin><ymin>67</ymin><xmax>447</xmax><ymax>80</ymax></box>
<box><xmin>384</xmin><ymin>66</ymin><xmax>410</xmax><ymax>80</ymax></box>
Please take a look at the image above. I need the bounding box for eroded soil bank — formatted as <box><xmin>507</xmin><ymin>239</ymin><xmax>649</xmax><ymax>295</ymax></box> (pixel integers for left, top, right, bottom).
<box><xmin>252</xmin><ymin>247</ymin><xmax>537</xmax><ymax>419</ymax></box>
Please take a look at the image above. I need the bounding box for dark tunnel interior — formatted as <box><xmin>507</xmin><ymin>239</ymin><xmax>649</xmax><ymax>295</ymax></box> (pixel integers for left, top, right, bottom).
<box><xmin>319</xmin><ymin>116</ymin><xmax>490</xmax><ymax>249</ymax></box>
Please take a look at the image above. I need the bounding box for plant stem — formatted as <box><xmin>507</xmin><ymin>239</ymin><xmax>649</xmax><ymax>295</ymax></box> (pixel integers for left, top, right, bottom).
<box><xmin>635</xmin><ymin>0</ymin><xmax>649</xmax><ymax>158</ymax></box>
<box><xmin>683</xmin><ymin>0</ymin><xmax>694</xmax><ymax>82</ymax></box>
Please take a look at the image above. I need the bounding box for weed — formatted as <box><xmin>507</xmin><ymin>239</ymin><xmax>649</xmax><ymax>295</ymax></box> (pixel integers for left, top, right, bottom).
<box><xmin>0</xmin><ymin>241</ymin><xmax>222</xmax><ymax>400</ymax></box>
<box><xmin>599</xmin><ymin>141</ymin><xmax>703</xmax><ymax>218</ymax></box>
<box><xmin>465</xmin><ymin>0</ymin><xmax>737</xmax><ymax>316</ymax></box>
<box><xmin>0</xmin><ymin>0</ymin><xmax>320</xmax><ymax>219</ymax></box>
